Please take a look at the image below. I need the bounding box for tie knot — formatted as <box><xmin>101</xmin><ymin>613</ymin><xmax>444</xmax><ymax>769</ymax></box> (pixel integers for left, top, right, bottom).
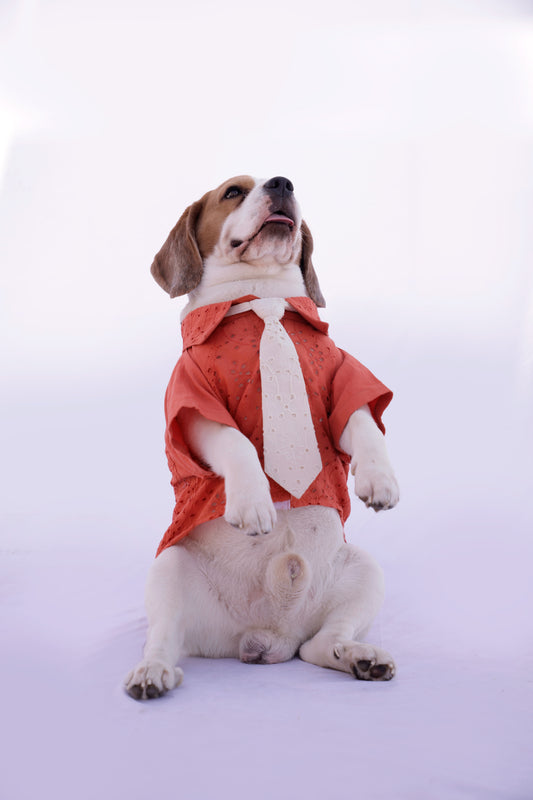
<box><xmin>249</xmin><ymin>297</ymin><xmax>287</xmax><ymax>322</ymax></box>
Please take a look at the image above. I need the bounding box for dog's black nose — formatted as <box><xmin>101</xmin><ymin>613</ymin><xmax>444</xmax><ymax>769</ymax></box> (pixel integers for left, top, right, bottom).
<box><xmin>264</xmin><ymin>176</ymin><xmax>294</xmax><ymax>197</ymax></box>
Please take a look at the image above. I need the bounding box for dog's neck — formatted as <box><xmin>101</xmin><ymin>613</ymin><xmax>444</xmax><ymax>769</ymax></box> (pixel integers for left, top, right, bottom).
<box><xmin>181</xmin><ymin>262</ymin><xmax>308</xmax><ymax>320</ymax></box>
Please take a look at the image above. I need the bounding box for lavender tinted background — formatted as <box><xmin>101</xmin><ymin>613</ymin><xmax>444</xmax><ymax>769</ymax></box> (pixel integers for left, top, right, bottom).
<box><xmin>1</xmin><ymin>1</ymin><xmax>532</xmax><ymax>798</ymax></box>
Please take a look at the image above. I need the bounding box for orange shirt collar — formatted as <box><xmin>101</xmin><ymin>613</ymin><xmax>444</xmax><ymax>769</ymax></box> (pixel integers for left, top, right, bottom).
<box><xmin>181</xmin><ymin>295</ymin><xmax>329</xmax><ymax>349</ymax></box>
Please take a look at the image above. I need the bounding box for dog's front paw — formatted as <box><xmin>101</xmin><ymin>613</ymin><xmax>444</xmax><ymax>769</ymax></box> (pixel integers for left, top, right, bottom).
<box><xmin>225</xmin><ymin>472</ymin><xmax>277</xmax><ymax>535</ymax></box>
<box><xmin>353</xmin><ymin>461</ymin><xmax>399</xmax><ymax>511</ymax></box>
<box><xmin>124</xmin><ymin>660</ymin><xmax>183</xmax><ymax>700</ymax></box>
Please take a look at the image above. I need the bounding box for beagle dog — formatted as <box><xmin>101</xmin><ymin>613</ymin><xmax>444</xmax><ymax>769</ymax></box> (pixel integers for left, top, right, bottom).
<box><xmin>125</xmin><ymin>175</ymin><xmax>399</xmax><ymax>700</ymax></box>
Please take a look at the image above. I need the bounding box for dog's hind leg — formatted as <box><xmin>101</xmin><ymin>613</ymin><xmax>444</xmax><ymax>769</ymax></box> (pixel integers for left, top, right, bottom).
<box><xmin>299</xmin><ymin>545</ymin><xmax>396</xmax><ymax>681</ymax></box>
<box><xmin>124</xmin><ymin>546</ymin><xmax>186</xmax><ymax>700</ymax></box>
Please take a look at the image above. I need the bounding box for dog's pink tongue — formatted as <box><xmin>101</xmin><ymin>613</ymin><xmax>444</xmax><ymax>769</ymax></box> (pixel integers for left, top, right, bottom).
<box><xmin>265</xmin><ymin>213</ymin><xmax>294</xmax><ymax>227</ymax></box>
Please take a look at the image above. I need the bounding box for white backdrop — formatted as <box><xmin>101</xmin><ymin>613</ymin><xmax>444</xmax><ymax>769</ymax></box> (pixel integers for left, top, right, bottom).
<box><xmin>1</xmin><ymin>1</ymin><xmax>532</xmax><ymax>798</ymax></box>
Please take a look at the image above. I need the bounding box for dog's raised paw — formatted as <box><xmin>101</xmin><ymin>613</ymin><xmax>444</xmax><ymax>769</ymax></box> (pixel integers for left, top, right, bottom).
<box><xmin>353</xmin><ymin>463</ymin><xmax>399</xmax><ymax>512</ymax></box>
<box><xmin>124</xmin><ymin>660</ymin><xmax>184</xmax><ymax>700</ymax></box>
<box><xmin>224</xmin><ymin>474</ymin><xmax>277</xmax><ymax>534</ymax></box>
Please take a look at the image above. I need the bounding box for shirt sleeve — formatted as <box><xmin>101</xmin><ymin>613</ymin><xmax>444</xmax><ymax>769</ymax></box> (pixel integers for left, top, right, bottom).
<box><xmin>329</xmin><ymin>349</ymin><xmax>393</xmax><ymax>447</ymax></box>
<box><xmin>164</xmin><ymin>349</ymin><xmax>240</xmax><ymax>479</ymax></box>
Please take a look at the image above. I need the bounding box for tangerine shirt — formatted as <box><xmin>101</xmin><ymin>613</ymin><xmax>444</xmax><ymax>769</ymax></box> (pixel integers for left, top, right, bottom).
<box><xmin>156</xmin><ymin>296</ymin><xmax>392</xmax><ymax>555</ymax></box>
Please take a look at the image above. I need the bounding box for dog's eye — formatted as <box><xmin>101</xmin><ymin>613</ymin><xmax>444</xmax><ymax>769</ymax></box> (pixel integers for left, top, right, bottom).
<box><xmin>224</xmin><ymin>186</ymin><xmax>243</xmax><ymax>200</ymax></box>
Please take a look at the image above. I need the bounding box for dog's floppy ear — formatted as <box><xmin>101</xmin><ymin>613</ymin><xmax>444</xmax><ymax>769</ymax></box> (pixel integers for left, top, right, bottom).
<box><xmin>150</xmin><ymin>200</ymin><xmax>204</xmax><ymax>298</ymax></box>
<box><xmin>300</xmin><ymin>219</ymin><xmax>325</xmax><ymax>308</ymax></box>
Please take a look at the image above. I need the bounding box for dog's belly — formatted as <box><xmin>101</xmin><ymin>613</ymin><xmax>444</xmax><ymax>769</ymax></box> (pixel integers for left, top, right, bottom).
<box><xmin>176</xmin><ymin>505</ymin><xmax>352</xmax><ymax>659</ymax></box>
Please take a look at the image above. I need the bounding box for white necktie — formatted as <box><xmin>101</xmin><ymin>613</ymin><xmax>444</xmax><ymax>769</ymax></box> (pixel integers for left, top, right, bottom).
<box><xmin>226</xmin><ymin>298</ymin><xmax>322</xmax><ymax>498</ymax></box>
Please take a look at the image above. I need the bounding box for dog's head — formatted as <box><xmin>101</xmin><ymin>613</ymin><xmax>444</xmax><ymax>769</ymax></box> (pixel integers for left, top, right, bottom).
<box><xmin>150</xmin><ymin>175</ymin><xmax>325</xmax><ymax>307</ymax></box>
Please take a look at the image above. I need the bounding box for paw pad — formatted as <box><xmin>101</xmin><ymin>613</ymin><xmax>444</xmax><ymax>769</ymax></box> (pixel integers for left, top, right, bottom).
<box><xmin>127</xmin><ymin>684</ymin><xmax>143</xmax><ymax>701</ymax></box>
<box><xmin>145</xmin><ymin>682</ymin><xmax>162</xmax><ymax>699</ymax></box>
<box><xmin>352</xmin><ymin>659</ymin><xmax>395</xmax><ymax>681</ymax></box>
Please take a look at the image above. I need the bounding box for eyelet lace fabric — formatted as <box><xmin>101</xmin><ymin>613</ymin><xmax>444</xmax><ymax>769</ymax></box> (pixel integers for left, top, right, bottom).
<box><xmin>225</xmin><ymin>298</ymin><xmax>323</xmax><ymax>498</ymax></box>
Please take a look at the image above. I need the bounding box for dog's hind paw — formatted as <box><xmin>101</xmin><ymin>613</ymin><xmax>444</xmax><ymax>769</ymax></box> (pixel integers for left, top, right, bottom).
<box><xmin>124</xmin><ymin>660</ymin><xmax>184</xmax><ymax>700</ymax></box>
<box><xmin>333</xmin><ymin>642</ymin><xmax>396</xmax><ymax>681</ymax></box>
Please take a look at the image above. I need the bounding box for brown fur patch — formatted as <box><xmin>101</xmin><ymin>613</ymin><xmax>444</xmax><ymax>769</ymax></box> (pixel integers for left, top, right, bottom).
<box><xmin>195</xmin><ymin>175</ymin><xmax>257</xmax><ymax>258</ymax></box>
